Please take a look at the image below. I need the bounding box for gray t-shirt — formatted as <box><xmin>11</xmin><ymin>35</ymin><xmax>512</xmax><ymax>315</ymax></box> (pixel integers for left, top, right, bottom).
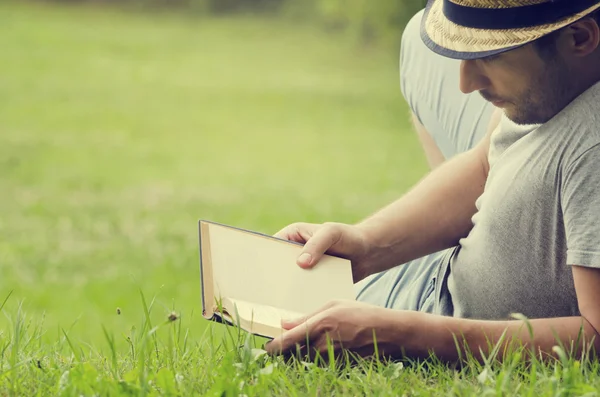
<box><xmin>436</xmin><ymin>81</ymin><xmax>600</xmax><ymax>320</ymax></box>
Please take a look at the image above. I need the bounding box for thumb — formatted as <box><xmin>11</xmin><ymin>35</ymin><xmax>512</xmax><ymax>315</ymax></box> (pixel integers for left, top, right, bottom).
<box><xmin>295</xmin><ymin>224</ymin><xmax>341</xmax><ymax>269</ymax></box>
<box><xmin>281</xmin><ymin>313</ymin><xmax>311</xmax><ymax>330</ymax></box>
<box><xmin>281</xmin><ymin>317</ymin><xmax>304</xmax><ymax>330</ymax></box>
<box><xmin>281</xmin><ymin>301</ymin><xmax>334</xmax><ymax>330</ymax></box>
<box><xmin>296</xmin><ymin>252</ymin><xmax>313</xmax><ymax>268</ymax></box>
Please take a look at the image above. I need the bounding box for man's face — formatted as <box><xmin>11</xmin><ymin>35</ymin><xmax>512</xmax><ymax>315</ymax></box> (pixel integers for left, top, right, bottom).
<box><xmin>459</xmin><ymin>42</ymin><xmax>573</xmax><ymax>125</ymax></box>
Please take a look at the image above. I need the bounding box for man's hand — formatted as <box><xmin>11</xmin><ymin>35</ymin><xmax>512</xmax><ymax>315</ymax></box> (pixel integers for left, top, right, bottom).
<box><xmin>274</xmin><ymin>222</ymin><xmax>372</xmax><ymax>282</ymax></box>
<box><xmin>273</xmin><ymin>112</ymin><xmax>500</xmax><ymax>281</ymax></box>
<box><xmin>264</xmin><ymin>300</ymin><xmax>409</xmax><ymax>360</ymax></box>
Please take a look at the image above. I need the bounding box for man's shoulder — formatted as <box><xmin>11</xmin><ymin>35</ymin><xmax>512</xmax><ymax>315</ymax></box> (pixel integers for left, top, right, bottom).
<box><xmin>556</xmin><ymin>81</ymin><xmax>600</xmax><ymax>126</ymax></box>
<box><xmin>544</xmin><ymin>81</ymin><xmax>600</xmax><ymax>157</ymax></box>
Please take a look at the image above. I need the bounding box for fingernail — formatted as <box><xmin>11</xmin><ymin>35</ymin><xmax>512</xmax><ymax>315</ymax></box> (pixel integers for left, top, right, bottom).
<box><xmin>297</xmin><ymin>253</ymin><xmax>312</xmax><ymax>267</ymax></box>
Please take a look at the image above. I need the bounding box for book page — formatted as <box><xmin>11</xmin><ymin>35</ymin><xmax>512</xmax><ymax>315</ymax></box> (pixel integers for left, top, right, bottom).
<box><xmin>223</xmin><ymin>297</ymin><xmax>304</xmax><ymax>333</ymax></box>
<box><xmin>204</xmin><ymin>221</ymin><xmax>355</xmax><ymax>315</ymax></box>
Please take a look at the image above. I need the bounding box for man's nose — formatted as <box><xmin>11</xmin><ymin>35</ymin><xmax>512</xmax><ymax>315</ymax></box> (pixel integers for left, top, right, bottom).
<box><xmin>459</xmin><ymin>60</ymin><xmax>490</xmax><ymax>94</ymax></box>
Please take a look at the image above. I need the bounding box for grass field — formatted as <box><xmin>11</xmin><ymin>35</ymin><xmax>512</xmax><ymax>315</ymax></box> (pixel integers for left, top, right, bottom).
<box><xmin>1</xmin><ymin>2</ymin><xmax>599</xmax><ymax>395</ymax></box>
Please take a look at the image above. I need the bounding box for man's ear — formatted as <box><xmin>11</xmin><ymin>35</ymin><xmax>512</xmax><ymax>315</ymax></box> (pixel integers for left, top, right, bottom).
<box><xmin>561</xmin><ymin>17</ymin><xmax>600</xmax><ymax>57</ymax></box>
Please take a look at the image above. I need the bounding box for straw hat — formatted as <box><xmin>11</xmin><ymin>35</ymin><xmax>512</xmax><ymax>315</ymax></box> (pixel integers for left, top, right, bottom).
<box><xmin>421</xmin><ymin>0</ymin><xmax>600</xmax><ymax>60</ymax></box>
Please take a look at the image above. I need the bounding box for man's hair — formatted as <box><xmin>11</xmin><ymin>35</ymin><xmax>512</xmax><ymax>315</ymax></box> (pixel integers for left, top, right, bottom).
<box><xmin>533</xmin><ymin>10</ymin><xmax>600</xmax><ymax>59</ymax></box>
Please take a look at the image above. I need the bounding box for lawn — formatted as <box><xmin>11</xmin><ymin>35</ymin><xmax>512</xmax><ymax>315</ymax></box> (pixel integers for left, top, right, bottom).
<box><xmin>1</xmin><ymin>1</ymin><xmax>598</xmax><ymax>395</ymax></box>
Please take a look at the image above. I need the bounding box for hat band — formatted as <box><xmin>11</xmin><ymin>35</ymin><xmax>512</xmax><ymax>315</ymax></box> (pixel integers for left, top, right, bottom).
<box><xmin>443</xmin><ymin>0</ymin><xmax>600</xmax><ymax>29</ymax></box>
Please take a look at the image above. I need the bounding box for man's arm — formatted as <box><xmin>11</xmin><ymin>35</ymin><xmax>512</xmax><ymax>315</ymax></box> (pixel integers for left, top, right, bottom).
<box><xmin>355</xmin><ymin>108</ymin><xmax>502</xmax><ymax>277</ymax></box>
<box><xmin>266</xmin><ymin>265</ymin><xmax>600</xmax><ymax>362</ymax></box>
<box><xmin>275</xmin><ymin>109</ymin><xmax>503</xmax><ymax>281</ymax></box>
<box><xmin>389</xmin><ymin>265</ymin><xmax>600</xmax><ymax>362</ymax></box>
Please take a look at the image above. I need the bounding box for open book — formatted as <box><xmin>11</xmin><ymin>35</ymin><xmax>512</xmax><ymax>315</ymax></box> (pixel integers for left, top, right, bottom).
<box><xmin>198</xmin><ymin>220</ymin><xmax>356</xmax><ymax>339</ymax></box>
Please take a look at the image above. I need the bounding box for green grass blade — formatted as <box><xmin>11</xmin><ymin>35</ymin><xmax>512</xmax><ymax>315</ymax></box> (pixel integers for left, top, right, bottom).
<box><xmin>61</xmin><ymin>328</ymin><xmax>82</xmax><ymax>363</ymax></box>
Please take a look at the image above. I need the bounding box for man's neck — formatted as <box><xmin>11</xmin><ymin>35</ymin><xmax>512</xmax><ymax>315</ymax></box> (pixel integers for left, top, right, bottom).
<box><xmin>571</xmin><ymin>62</ymin><xmax>600</xmax><ymax>99</ymax></box>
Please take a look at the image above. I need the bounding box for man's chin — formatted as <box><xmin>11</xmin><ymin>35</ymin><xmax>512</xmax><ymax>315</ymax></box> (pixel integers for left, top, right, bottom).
<box><xmin>504</xmin><ymin>110</ymin><xmax>548</xmax><ymax>126</ymax></box>
<box><xmin>502</xmin><ymin>106</ymin><xmax>530</xmax><ymax>125</ymax></box>
<box><xmin>504</xmin><ymin>113</ymin><xmax>529</xmax><ymax>125</ymax></box>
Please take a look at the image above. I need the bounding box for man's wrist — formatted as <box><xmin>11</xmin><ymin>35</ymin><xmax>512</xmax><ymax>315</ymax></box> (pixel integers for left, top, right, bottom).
<box><xmin>355</xmin><ymin>220</ymin><xmax>409</xmax><ymax>276</ymax></box>
<box><xmin>373</xmin><ymin>308</ymin><xmax>422</xmax><ymax>359</ymax></box>
<box><xmin>354</xmin><ymin>221</ymin><xmax>377</xmax><ymax>253</ymax></box>
<box><xmin>353</xmin><ymin>222</ymin><xmax>384</xmax><ymax>278</ymax></box>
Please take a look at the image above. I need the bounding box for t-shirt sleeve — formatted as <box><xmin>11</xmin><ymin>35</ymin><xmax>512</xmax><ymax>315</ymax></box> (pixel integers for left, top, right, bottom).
<box><xmin>562</xmin><ymin>143</ymin><xmax>600</xmax><ymax>267</ymax></box>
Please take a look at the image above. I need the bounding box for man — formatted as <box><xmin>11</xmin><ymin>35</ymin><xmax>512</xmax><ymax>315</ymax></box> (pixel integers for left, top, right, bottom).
<box><xmin>353</xmin><ymin>8</ymin><xmax>498</xmax><ymax>313</ymax></box>
<box><xmin>264</xmin><ymin>0</ymin><xmax>600</xmax><ymax>364</ymax></box>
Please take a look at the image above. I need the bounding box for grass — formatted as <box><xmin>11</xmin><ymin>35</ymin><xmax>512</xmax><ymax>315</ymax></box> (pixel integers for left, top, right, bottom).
<box><xmin>1</xmin><ymin>1</ymin><xmax>599</xmax><ymax>395</ymax></box>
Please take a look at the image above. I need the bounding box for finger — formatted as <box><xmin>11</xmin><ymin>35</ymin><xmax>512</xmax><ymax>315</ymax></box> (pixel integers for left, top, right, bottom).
<box><xmin>303</xmin><ymin>334</ymin><xmax>343</xmax><ymax>365</ymax></box>
<box><xmin>296</xmin><ymin>343</ymin><xmax>329</xmax><ymax>365</ymax></box>
<box><xmin>280</xmin><ymin>343</ymin><xmax>323</xmax><ymax>365</ymax></box>
<box><xmin>279</xmin><ymin>336</ymin><xmax>340</xmax><ymax>366</ymax></box>
<box><xmin>281</xmin><ymin>313</ymin><xmax>316</xmax><ymax>330</ymax></box>
<box><xmin>297</xmin><ymin>224</ymin><xmax>342</xmax><ymax>269</ymax></box>
<box><xmin>273</xmin><ymin>225</ymin><xmax>300</xmax><ymax>241</ymax></box>
<box><xmin>281</xmin><ymin>315</ymin><xmax>308</xmax><ymax>330</ymax></box>
<box><xmin>273</xmin><ymin>223</ymin><xmax>317</xmax><ymax>244</ymax></box>
<box><xmin>266</xmin><ymin>317</ymin><xmax>316</xmax><ymax>355</ymax></box>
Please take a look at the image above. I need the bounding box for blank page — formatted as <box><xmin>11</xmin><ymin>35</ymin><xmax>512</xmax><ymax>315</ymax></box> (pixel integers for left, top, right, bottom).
<box><xmin>225</xmin><ymin>297</ymin><xmax>304</xmax><ymax>332</ymax></box>
<box><xmin>204</xmin><ymin>221</ymin><xmax>355</xmax><ymax>315</ymax></box>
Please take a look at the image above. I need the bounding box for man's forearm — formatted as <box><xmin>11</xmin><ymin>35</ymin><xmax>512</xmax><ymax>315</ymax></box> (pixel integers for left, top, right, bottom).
<box><xmin>355</xmin><ymin>109</ymin><xmax>502</xmax><ymax>277</ymax></box>
<box><xmin>388</xmin><ymin>312</ymin><xmax>600</xmax><ymax>363</ymax></box>
<box><xmin>356</xmin><ymin>147</ymin><xmax>488</xmax><ymax>275</ymax></box>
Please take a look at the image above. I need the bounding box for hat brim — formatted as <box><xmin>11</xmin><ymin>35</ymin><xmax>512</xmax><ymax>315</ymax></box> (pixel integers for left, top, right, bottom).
<box><xmin>421</xmin><ymin>0</ymin><xmax>600</xmax><ymax>60</ymax></box>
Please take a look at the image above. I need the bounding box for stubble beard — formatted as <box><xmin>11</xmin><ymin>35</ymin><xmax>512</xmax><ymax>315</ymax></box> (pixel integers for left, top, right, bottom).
<box><xmin>505</xmin><ymin>60</ymin><xmax>574</xmax><ymax>126</ymax></box>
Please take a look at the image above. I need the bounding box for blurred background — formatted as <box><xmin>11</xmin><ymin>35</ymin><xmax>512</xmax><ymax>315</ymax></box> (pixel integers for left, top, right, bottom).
<box><xmin>0</xmin><ymin>0</ymin><xmax>429</xmax><ymax>345</ymax></box>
